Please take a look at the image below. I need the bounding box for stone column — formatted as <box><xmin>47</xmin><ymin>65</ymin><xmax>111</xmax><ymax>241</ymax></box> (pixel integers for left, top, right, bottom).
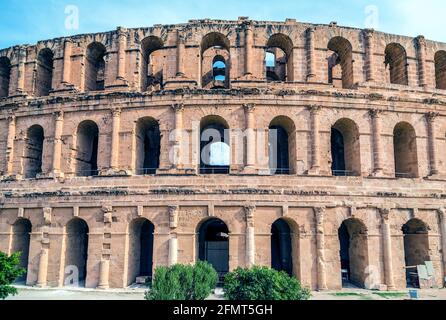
<box><xmin>379</xmin><ymin>208</ymin><xmax>396</xmax><ymax>290</ymax></box>
<box><xmin>245</xmin><ymin>23</ymin><xmax>253</xmax><ymax>76</ymax></box>
<box><xmin>16</xmin><ymin>46</ymin><xmax>26</xmax><ymax>94</ymax></box>
<box><xmin>244</xmin><ymin>104</ymin><xmax>256</xmax><ymax>171</ymax></box>
<box><xmin>306</xmin><ymin>27</ymin><xmax>316</xmax><ymax>81</ymax></box>
<box><xmin>110</xmin><ymin>108</ymin><xmax>121</xmax><ymax>171</ymax></box>
<box><xmin>36</xmin><ymin>248</ymin><xmax>49</xmax><ymax>287</ymax></box>
<box><xmin>168</xmin><ymin>205</ymin><xmax>179</xmax><ymax>266</ymax></box>
<box><xmin>364</xmin><ymin>29</ymin><xmax>375</xmax><ymax>82</ymax></box>
<box><xmin>97</xmin><ymin>259</ymin><xmax>110</xmax><ymax>289</ymax></box>
<box><xmin>5</xmin><ymin>115</ymin><xmax>16</xmax><ymax>176</ymax></box>
<box><xmin>176</xmin><ymin>31</ymin><xmax>185</xmax><ymax>77</ymax></box>
<box><xmin>51</xmin><ymin>111</ymin><xmax>64</xmax><ymax>177</ymax></box>
<box><xmin>62</xmin><ymin>40</ymin><xmax>72</xmax><ymax>84</ymax></box>
<box><xmin>314</xmin><ymin>207</ymin><xmax>328</xmax><ymax>290</ymax></box>
<box><xmin>438</xmin><ymin>208</ymin><xmax>446</xmax><ymax>282</ymax></box>
<box><xmin>426</xmin><ymin>112</ymin><xmax>439</xmax><ymax>176</ymax></box>
<box><xmin>117</xmin><ymin>27</ymin><xmax>127</xmax><ymax>81</ymax></box>
<box><xmin>369</xmin><ymin>109</ymin><xmax>384</xmax><ymax>176</ymax></box>
<box><xmin>416</xmin><ymin>36</ymin><xmax>427</xmax><ymax>89</ymax></box>
<box><xmin>171</xmin><ymin>104</ymin><xmax>184</xmax><ymax>169</ymax></box>
<box><xmin>245</xmin><ymin>205</ymin><xmax>255</xmax><ymax>267</ymax></box>
<box><xmin>308</xmin><ymin>105</ymin><xmax>321</xmax><ymax>175</ymax></box>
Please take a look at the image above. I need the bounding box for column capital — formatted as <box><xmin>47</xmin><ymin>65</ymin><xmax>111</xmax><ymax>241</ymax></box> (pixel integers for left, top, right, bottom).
<box><xmin>379</xmin><ymin>207</ymin><xmax>391</xmax><ymax>221</ymax></box>
<box><xmin>43</xmin><ymin>207</ymin><xmax>52</xmax><ymax>225</ymax></box>
<box><xmin>368</xmin><ymin>108</ymin><xmax>383</xmax><ymax>119</ymax></box>
<box><xmin>171</xmin><ymin>103</ymin><xmax>184</xmax><ymax>113</ymax></box>
<box><xmin>416</xmin><ymin>35</ymin><xmax>426</xmax><ymax>47</ymax></box>
<box><xmin>243</xmin><ymin>103</ymin><xmax>255</xmax><ymax>113</ymax></box>
<box><xmin>53</xmin><ymin>110</ymin><xmax>64</xmax><ymax>120</ymax></box>
<box><xmin>110</xmin><ymin>108</ymin><xmax>121</xmax><ymax>117</ymax></box>
<box><xmin>314</xmin><ymin>207</ymin><xmax>326</xmax><ymax>224</ymax></box>
<box><xmin>364</xmin><ymin>28</ymin><xmax>375</xmax><ymax>37</ymax></box>
<box><xmin>307</xmin><ymin>104</ymin><xmax>322</xmax><ymax>114</ymax></box>
<box><xmin>425</xmin><ymin>111</ymin><xmax>439</xmax><ymax>123</ymax></box>
<box><xmin>437</xmin><ymin>208</ymin><xmax>446</xmax><ymax>220</ymax></box>
<box><xmin>7</xmin><ymin>114</ymin><xmax>16</xmax><ymax>122</ymax></box>
<box><xmin>244</xmin><ymin>204</ymin><xmax>255</xmax><ymax>226</ymax></box>
<box><xmin>116</xmin><ymin>26</ymin><xmax>128</xmax><ymax>38</ymax></box>
<box><xmin>307</xmin><ymin>26</ymin><xmax>316</xmax><ymax>34</ymax></box>
<box><xmin>169</xmin><ymin>205</ymin><xmax>179</xmax><ymax>229</ymax></box>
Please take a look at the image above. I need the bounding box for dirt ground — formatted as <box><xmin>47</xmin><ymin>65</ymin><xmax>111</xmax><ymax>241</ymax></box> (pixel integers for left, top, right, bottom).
<box><xmin>6</xmin><ymin>286</ymin><xmax>446</xmax><ymax>300</ymax></box>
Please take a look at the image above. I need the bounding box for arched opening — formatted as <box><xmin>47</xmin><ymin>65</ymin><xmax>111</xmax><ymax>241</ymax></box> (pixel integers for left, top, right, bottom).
<box><xmin>268</xmin><ymin>116</ymin><xmax>296</xmax><ymax>175</ymax></box>
<box><xmin>265</xmin><ymin>34</ymin><xmax>294</xmax><ymax>82</ymax></box>
<box><xmin>200</xmin><ymin>115</ymin><xmax>230</xmax><ymax>174</ymax></box>
<box><xmin>24</xmin><ymin>125</ymin><xmax>44</xmax><ymax>179</ymax></box>
<box><xmin>0</xmin><ymin>57</ymin><xmax>11</xmax><ymax>98</ymax></box>
<box><xmin>331</xmin><ymin>118</ymin><xmax>361</xmax><ymax>176</ymax></box>
<box><xmin>141</xmin><ymin>36</ymin><xmax>164</xmax><ymax>91</ymax></box>
<box><xmin>338</xmin><ymin>218</ymin><xmax>368</xmax><ymax>288</ymax></box>
<box><xmin>135</xmin><ymin>117</ymin><xmax>160</xmax><ymax>175</ymax></box>
<box><xmin>65</xmin><ymin>218</ymin><xmax>89</xmax><ymax>287</ymax></box>
<box><xmin>11</xmin><ymin>218</ymin><xmax>32</xmax><ymax>283</ymax></box>
<box><xmin>197</xmin><ymin>218</ymin><xmax>229</xmax><ymax>283</ymax></box>
<box><xmin>435</xmin><ymin>51</ymin><xmax>446</xmax><ymax>90</ymax></box>
<box><xmin>327</xmin><ymin>37</ymin><xmax>354</xmax><ymax>89</ymax></box>
<box><xmin>271</xmin><ymin>219</ymin><xmax>293</xmax><ymax>276</ymax></box>
<box><xmin>36</xmin><ymin>48</ymin><xmax>54</xmax><ymax>96</ymax></box>
<box><xmin>201</xmin><ymin>32</ymin><xmax>230</xmax><ymax>89</ymax></box>
<box><xmin>393</xmin><ymin>122</ymin><xmax>418</xmax><ymax>178</ymax></box>
<box><xmin>212</xmin><ymin>55</ymin><xmax>227</xmax><ymax>88</ymax></box>
<box><xmin>127</xmin><ymin>218</ymin><xmax>155</xmax><ymax>286</ymax></box>
<box><xmin>385</xmin><ymin>43</ymin><xmax>408</xmax><ymax>85</ymax></box>
<box><xmin>75</xmin><ymin>120</ymin><xmax>99</xmax><ymax>177</ymax></box>
<box><xmin>85</xmin><ymin>42</ymin><xmax>106</xmax><ymax>92</ymax></box>
<box><xmin>402</xmin><ymin>219</ymin><xmax>430</xmax><ymax>288</ymax></box>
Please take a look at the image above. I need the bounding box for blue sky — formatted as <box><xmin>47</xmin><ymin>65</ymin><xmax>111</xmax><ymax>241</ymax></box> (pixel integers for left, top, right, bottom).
<box><xmin>0</xmin><ymin>0</ymin><xmax>444</xmax><ymax>48</ymax></box>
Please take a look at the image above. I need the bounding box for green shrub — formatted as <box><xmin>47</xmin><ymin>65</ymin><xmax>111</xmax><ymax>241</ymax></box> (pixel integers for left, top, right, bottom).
<box><xmin>223</xmin><ymin>266</ymin><xmax>311</xmax><ymax>301</ymax></box>
<box><xmin>0</xmin><ymin>251</ymin><xmax>25</xmax><ymax>300</ymax></box>
<box><xmin>145</xmin><ymin>261</ymin><xmax>218</xmax><ymax>300</ymax></box>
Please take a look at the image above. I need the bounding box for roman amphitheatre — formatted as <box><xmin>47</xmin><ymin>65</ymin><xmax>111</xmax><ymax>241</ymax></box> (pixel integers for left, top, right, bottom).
<box><xmin>0</xmin><ymin>17</ymin><xmax>445</xmax><ymax>292</ymax></box>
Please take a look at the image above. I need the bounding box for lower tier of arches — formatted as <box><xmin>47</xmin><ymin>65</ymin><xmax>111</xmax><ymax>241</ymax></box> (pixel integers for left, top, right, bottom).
<box><xmin>0</xmin><ymin>203</ymin><xmax>445</xmax><ymax>290</ymax></box>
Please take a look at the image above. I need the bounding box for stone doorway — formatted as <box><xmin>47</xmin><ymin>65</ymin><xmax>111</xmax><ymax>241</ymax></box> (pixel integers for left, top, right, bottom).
<box><xmin>271</xmin><ymin>219</ymin><xmax>293</xmax><ymax>276</ymax></box>
<box><xmin>64</xmin><ymin>218</ymin><xmax>89</xmax><ymax>287</ymax></box>
<box><xmin>338</xmin><ymin>219</ymin><xmax>369</xmax><ymax>288</ymax></box>
<box><xmin>127</xmin><ymin>218</ymin><xmax>154</xmax><ymax>286</ymax></box>
<box><xmin>11</xmin><ymin>218</ymin><xmax>32</xmax><ymax>283</ymax></box>
<box><xmin>198</xmin><ymin>218</ymin><xmax>229</xmax><ymax>283</ymax></box>
<box><xmin>402</xmin><ymin>219</ymin><xmax>430</xmax><ymax>288</ymax></box>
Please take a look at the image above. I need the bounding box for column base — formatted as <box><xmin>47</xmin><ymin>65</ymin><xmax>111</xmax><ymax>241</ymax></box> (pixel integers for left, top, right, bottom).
<box><xmin>241</xmin><ymin>166</ymin><xmax>258</xmax><ymax>175</ymax></box>
<box><xmin>370</xmin><ymin>169</ymin><xmax>385</xmax><ymax>178</ymax></box>
<box><xmin>156</xmin><ymin>166</ymin><xmax>197</xmax><ymax>175</ymax></box>
<box><xmin>105</xmin><ymin>80</ymin><xmax>130</xmax><ymax>91</ymax></box>
<box><xmin>51</xmin><ymin>83</ymin><xmax>79</xmax><ymax>95</ymax></box>
<box><xmin>0</xmin><ymin>175</ymin><xmax>18</xmax><ymax>182</ymax></box>
<box><xmin>307</xmin><ymin>167</ymin><xmax>320</xmax><ymax>176</ymax></box>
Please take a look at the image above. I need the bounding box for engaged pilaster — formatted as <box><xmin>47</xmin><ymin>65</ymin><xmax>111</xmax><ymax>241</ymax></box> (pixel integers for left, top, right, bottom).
<box><xmin>243</xmin><ymin>103</ymin><xmax>257</xmax><ymax>173</ymax></box>
<box><xmin>314</xmin><ymin>207</ymin><xmax>328</xmax><ymax>290</ymax></box>
<box><xmin>306</xmin><ymin>27</ymin><xmax>316</xmax><ymax>81</ymax></box>
<box><xmin>426</xmin><ymin>112</ymin><xmax>439</xmax><ymax>176</ymax></box>
<box><xmin>379</xmin><ymin>208</ymin><xmax>396</xmax><ymax>291</ymax></box>
<box><xmin>364</xmin><ymin>29</ymin><xmax>376</xmax><ymax>82</ymax></box>
<box><xmin>15</xmin><ymin>46</ymin><xmax>27</xmax><ymax>95</ymax></box>
<box><xmin>307</xmin><ymin>105</ymin><xmax>321</xmax><ymax>175</ymax></box>
<box><xmin>245</xmin><ymin>205</ymin><xmax>256</xmax><ymax>267</ymax></box>
<box><xmin>4</xmin><ymin>115</ymin><xmax>16</xmax><ymax>178</ymax></box>
<box><xmin>168</xmin><ymin>205</ymin><xmax>179</xmax><ymax>266</ymax></box>
<box><xmin>245</xmin><ymin>23</ymin><xmax>253</xmax><ymax>76</ymax></box>
<box><xmin>62</xmin><ymin>40</ymin><xmax>73</xmax><ymax>85</ymax></box>
<box><xmin>51</xmin><ymin>111</ymin><xmax>64</xmax><ymax>178</ymax></box>
<box><xmin>369</xmin><ymin>109</ymin><xmax>384</xmax><ymax>176</ymax></box>
<box><xmin>416</xmin><ymin>36</ymin><xmax>428</xmax><ymax>89</ymax></box>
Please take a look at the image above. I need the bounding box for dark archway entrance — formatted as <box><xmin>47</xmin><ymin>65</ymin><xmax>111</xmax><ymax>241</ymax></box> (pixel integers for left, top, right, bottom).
<box><xmin>65</xmin><ymin>218</ymin><xmax>89</xmax><ymax>287</ymax></box>
<box><xmin>11</xmin><ymin>218</ymin><xmax>32</xmax><ymax>283</ymax></box>
<box><xmin>402</xmin><ymin>219</ymin><xmax>429</xmax><ymax>288</ymax></box>
<box><xmin>338</xmin><ymin>219</ymin><xmax>368</xmax><ymax>288</ymax></box>
<box><xmin>135</xmin><ymin>118</ymin><xmax>160</xmax><ymax>175</ymax></box>
<box><xmin>127</xmin><ymin>218</ymin><xmax>155</xmax><ymax>286</ymax></box>
<box><xmin>198</xmin><ymin>218</ymin><xmax>229</xmax><ymax>282</ymax></box>
<box><xmin>271</xmin><ymin>219</ymin><xmax>293</xmax><ymax>276</ymax></box>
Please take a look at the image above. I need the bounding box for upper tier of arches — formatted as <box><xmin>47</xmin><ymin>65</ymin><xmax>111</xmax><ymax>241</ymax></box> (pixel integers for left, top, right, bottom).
<box><xmin>1</xmin><ymin>19</ymin><xmax>446</xmax><ymax>99</ymax></box>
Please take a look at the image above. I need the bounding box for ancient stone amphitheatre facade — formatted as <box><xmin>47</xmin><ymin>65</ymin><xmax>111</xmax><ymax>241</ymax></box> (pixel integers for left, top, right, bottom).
<box><xmin>0</xmin><ymin>17</ymin><xmax>446</xmax><ymax>291</ymax></box>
